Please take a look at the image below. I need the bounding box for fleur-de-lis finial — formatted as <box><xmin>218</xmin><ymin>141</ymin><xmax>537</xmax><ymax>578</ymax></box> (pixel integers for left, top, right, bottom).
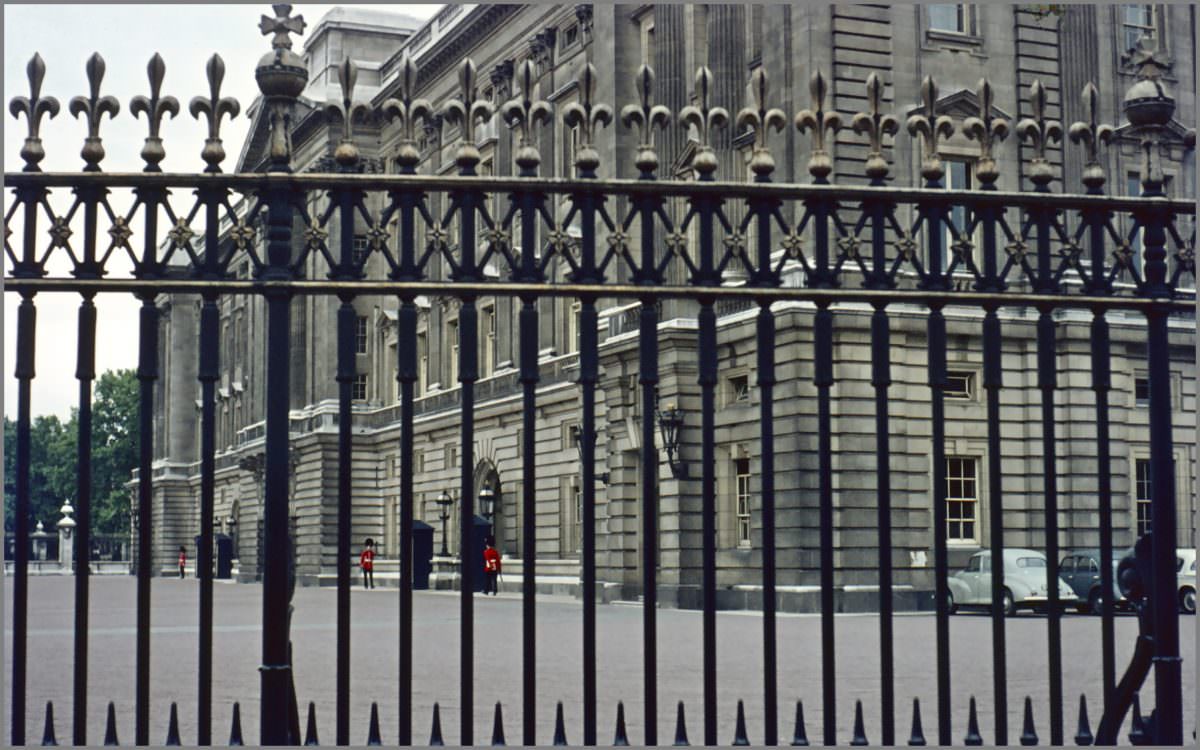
<box><xmin>795</xmin><ymin>71</ymin><xmax>842</xmax><ymax>181</ymax></box>
<box><xmin>905</xmin><ymin>76</ymin><xmax>955</xmax><ymax>183</ymax></box>
<box><xmin>500</xmin><ymin>59</ymin><xmax>553</xmax><ymax>174</ymax></box>
<box><xmin>189</xmin><ymin>54</ymin><xmax>240</xmax><ymax>173</ymax></box>
<box><xmin>735</xmin><ymin>67</ymin><xmax>787</xmax><ymax>180</ymax></box>
<box><xmin>260</xmin><ymin>3</ymin><xmax>306</xmax><ymax>50</ymax></box>
<box><xmin>130</xmin><ymin>53</ymin><xmax>180</xmax><ymax>172</ymax></box>
<box><xmin>1068</xmin><ymin>83</ymin><xmax>1114</xmax><ymax>191</ymax></box>
<box><xmin>381</xmin><ymin>51</ymin><xmax>433</xmax><ymax>173</ymax></box>
<box><xmin>562</xmin><ymin>62</ymin><xmax>614</xmax><ymax>177</ymax></box>
<box><xmin>850</xmin><ymin>73</ymin><xmax>899</xmax><ymax>183</ymax></box>
<box><xmin>678</xmin><ymin>66</ymin><xmax>730</xmax><ymax>179</ymax></box>
<box><xmin>324</xmin><ymin>57</ymin><xmax>373</xmax><ymax>170</ymax></box>
<box><xmin>620</xmin><ymin>64</ymin><xmax>671</xmax><ymax>176</ymax></box>
<box><xmin>961</xmin><ymin>78</ymin><xmax>1009</xmax><ymax>187</ymax></box>
<box><xmin>1016</xmin><ymin>79</ymin><xmax>1063</xmax><ymax>189</ymax></box>
<box><xmin>442</xmin><ymin>59</ymin><xmax>496</xmax><ymax>172</ymax></box>
<box><xmin>69</xmin><ymin>52</ymin><xmax>120</xmax><ymax>172</ymax></box>
<box><xmin>9</xmin><ymin>53</ymin><xmax>60</xmax><ymax>172</ymax></box>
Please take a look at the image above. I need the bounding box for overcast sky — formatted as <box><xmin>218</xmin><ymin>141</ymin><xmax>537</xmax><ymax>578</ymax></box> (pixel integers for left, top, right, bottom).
<box><xmin>3</xmin><ymin>3</ymin><xmax>441</xmax><ymax>420</ymax></box>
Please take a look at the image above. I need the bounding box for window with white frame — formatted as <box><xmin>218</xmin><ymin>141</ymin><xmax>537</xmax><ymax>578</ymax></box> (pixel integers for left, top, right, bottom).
<box><xmin>482</xmin><ymin>304</ymin><xmax>496</xmax><ymax>377</ymax></box>
<box><xmin>727</xmin><ymin>373</ymin><xmax>751</xmax><ymax>406</ymax></box>
<box><xmin>735</xmin><ymin>456</ymin><xmax>752</xmax><ymax>548</ymax></box>
<box><xmin>566</xmin><ymin>299</ymin><xmax>582</xmax><ymax>355</ymax></box>
<box><xmin>945</xmin><ymin>457</ymin><xmax>979</xmax><ymax>542</ymax></box>
<box><xmin>1122</xmin><ymin>5</ymin><xmax>1156</xmax><ymax>53</ymax></box>
<box><xmin>945</xmin><ymin>371</ymin><xmax>975</xmax><ymax>399</ymax></box>
<box><xmin>561</xmin><ymin>476</ymin><xmax>581</xmax><ymax>556</ymax></box>
<box><xmin>1135</xmin><ymin>376</ymin><xmax>1150</xmax><ymax>406</ymax></box>
<box><xmin>1135</xmin><ymin>458</ymin><xmax>1152</xmax><ymax>536</ymax></box>
<box><xmin>352</xmin><ymin>373</ymin><xmax>367</xmax><ymax>401</ymax></box>
<box><xmin>447</xmin><ymin>317</ymin><xmax>459</xmax><ymax>384</ymax></box>
<box><xmin>928</xmin><ymin>4</ymin><xmax>974</xmax><ymax>34</ymax></box>
<box><xmin>355</xmin><ymin>315</ymin><xmax>369</xmax><ymax>355</ymax></box>
<box><xmin>352</xmin><ymin>234</ymin><xmax>369</xmax><ymax>266</ymax></box>
<box><xmin>417</xmin><ymin>331</ymin><xmax>428</xmax><ymax>395</ymax></box>
<box><xmin>942</xmin><ymin>158</ymin><xmax>977</xmax><ymax>272</ymax></box>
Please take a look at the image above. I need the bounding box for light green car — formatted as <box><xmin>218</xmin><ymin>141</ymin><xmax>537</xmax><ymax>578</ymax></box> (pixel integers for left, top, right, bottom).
<box><xmin>947</xmin><ymin>549</ymin><xmax>1077</xmax><ymax>616</ymax></box>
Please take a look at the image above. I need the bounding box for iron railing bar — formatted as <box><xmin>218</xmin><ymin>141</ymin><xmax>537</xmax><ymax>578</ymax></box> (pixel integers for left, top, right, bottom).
<box><xmin>4</xmin><ymin>171</ymin><xmax>1196</xmax><ymax>212</ymax></box>
<box><xmin>753</xmin><ymin>187</ymin><xmax>779</xmax><ymax>747</ymax></box>
<box><xmin>11</xmin><ymin>291</ymin><xmax>35</xmax><ymax>747</ymax></box>
<box><xmin>6</xmin><ymin>277</ymin><xmax>1193</xmax><ymax>311</ymax></box>
<box><xmin>457</xmin><ymin>180</ymin><xmax>479</xmax><ymax>748</ymax></box>
<box><xmin>73</xmin><ymin>178</ymin><xmax>102</xmax><ymax>745</ymax></box>
<box><xmin>198</xmin><ymin>290</ymin><xmax>219</xmax><ymax>748</ymax></box>
<box><xmin>1091</xmin><ymin>307</ymin><xmax>1116</xmax><ymax>715</ymax></box>
<box><xmin>696</xmin><ymin>186</ymin><xmax>719</xmax><ymax>748</ymax></box>
<box><xmin>578</xmin><ymin>177</ymin><xmax>600</xmax><ymax>747</ymax></box>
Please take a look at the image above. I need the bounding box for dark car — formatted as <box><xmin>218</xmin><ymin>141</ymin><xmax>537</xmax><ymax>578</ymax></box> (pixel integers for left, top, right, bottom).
<box><xmin>1060</xmin><ymin>549</ymin><xmax>1128</xmax><ymax>615</ymax></box>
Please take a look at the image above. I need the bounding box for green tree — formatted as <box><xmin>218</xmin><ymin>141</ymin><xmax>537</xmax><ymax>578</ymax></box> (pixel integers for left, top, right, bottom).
<box><xmin>4</xmin><ymin>369</ymin><xmax>140</xmax><ymax>535</ymax></box>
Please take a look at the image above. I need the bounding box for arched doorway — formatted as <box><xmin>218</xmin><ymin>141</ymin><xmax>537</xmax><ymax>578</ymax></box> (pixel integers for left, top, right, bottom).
<box><xmin>472</xmin><ymin>460</ymin><xmax>510</xmax><ymax>556</ymax></box>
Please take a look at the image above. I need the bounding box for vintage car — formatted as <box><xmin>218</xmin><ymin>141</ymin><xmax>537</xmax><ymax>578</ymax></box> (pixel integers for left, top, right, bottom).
<box><xmin>1060</xmin><ymin>548</ymin><xmax>1129</xmax><ymax>615</ymax></box>
<box><xmin>1178</xmin><ymin>548</ymin><xmax>1196</xmax><ymax>614</ymax></box>
<box><xmin>947</xmin><ymin>549</ymin><xmax>1076</xmax><ymax>616</ymax></box>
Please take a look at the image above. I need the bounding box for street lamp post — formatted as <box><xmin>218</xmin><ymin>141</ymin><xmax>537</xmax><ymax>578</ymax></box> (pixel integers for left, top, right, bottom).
<box><xmin>436</xmin><ymin>491</ymin><xmax>454</xmax><ymax>556</ymax></box>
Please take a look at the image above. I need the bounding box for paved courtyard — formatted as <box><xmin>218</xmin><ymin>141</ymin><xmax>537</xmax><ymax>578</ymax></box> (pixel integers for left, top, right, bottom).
<box><xmin>4</xmin><ymin>576</ymin><xmax>1194</xmax><ymax>745</ymax></box>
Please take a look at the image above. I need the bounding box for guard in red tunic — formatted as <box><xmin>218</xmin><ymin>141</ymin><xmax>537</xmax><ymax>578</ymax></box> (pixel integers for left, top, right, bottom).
<box><xmin>482</xmin><ymin>536</ymin><xmax>501</xmax><ymax>596</ymax></box>
<box><xmin>360</xmin><ymin>538</ymin><xmax>376</xmax><ymax>589</ymax></box>
<box><xmin>178</xmin><ymin>545</ymin><xmax>187</xmax><ymax>579</ymax></box>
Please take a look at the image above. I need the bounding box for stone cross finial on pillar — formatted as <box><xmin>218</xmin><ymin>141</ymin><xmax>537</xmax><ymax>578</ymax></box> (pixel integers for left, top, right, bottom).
<box><xmin>260</xmin><ymin>4</ymin><xmax>306</xmax><ymax>50</ymax></box>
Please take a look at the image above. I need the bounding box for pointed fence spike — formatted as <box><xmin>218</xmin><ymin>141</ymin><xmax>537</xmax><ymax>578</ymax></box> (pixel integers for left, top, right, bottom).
<box><xmin>229</xmin><ymin>702</ymin><xmax>244</xmax><ymax>746</ymax></box>
<box><xmin>367</xmin><ymin>702</ymin><xmax>382</xmax><ymax>746</ymax></box>
<box><xmin>41</xmin><ymin>701</ymin><xmax>57</xmax><ymax>746</ymax></box>
<box><xmin>1020</xmin><ymin>696</ymin><xmax>1039</xmax><ymax>746</ymax></box>
<box><xmin>491</xmin><ymin>702</ymin><xmax>506</xmax><ymax>746</ymax></box>
<box><xmin>673</xmin><ymin>701</ymin><xmax>690</xmax><ymax>746</ymax></box>
<box><xmin>851</xmin><ymin>699</ymin><xmax>869</xmax><ymax>746</ymax></box>
<box><xmin>104</xmin><ymin>702</ymin><xmax>119</xmax><ymax>746</ymax></box>
<box><xmin>304</xmin><ymin>701</ymin><xmax>319</xmax><ymax>746</ymax></box>
<box><xmin>1129</xmin><ymin>693</ymin><xmax>1145</xmax><ymax>744</ymax></box>
<box><xmin>614</xmin><ymin>701</ymin><xmax>630</xmax><ymax>746</ymax></box>
<box><xmin>733</xmin><ymin>699</ymin><xmax>751</xmax><ymax>746</ymax></box>
<box><xmin>165</xmin><ymin>702</ymin><xmax>181</xmax><ymax>746</ymax></box>
<box><xmin>964</xmin><ymin>696</ymin><xmax>983</xmax><ymax>746</ymax></box>
<box><xmin>908</xmin><ymin>698</ymin><xmax>926</xmax><ymax>746</ymax></box>
<box><xmin>791</xmin><ymin>701</ymin><xmax>809</xmax><ymax>747</ymax></box>
<box><xmin>553</xmin><ymin>702</ymin><xmax>568</xmax><ymax>746</ymax></box>
<box><xmin>1075</xmin><ymin>694</ymin><xmax>1093</xmax><ymax>746</ymax></box>
<box><xmin>429</xmin><ymin>702</ymin><xmax>444</xmax><ymax>747</ymax></box>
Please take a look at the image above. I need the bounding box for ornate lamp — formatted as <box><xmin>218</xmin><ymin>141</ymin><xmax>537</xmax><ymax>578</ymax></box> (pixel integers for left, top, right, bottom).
<box><xmin>656</xmin><ymin>402</ymin><xmax>687</xmax><ymax>478</ymax></box>
<box><xmin>479</xmin><ymin>486</ymin><xmax>497</xmax><ymax>522</ymax></box>
<box><xmin>571</xmin><ymin>424</ymin><xmax>610</xmax><ymax>485</ymax></box>
<box><xmin>435</xmin><ymin>491</ymin><xmax>454</xmax><ymax>556</ymax></box>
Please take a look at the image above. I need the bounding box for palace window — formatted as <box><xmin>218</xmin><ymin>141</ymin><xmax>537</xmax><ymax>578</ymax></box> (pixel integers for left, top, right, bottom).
<box><xmin>561</xmin><ymin>24</ymin><xmax>579</xmax><ymax>50</ymax></box>
<box><xmin>448</xmin><ymin>317</ymin><xmax>459</xmax><ymax>384</ymax></box>
<box><xmin>727</xmin><ymin>373</ymin><xmax>751</xmax><ymax>406</ymax></box>
<box><xmin>1122</xmin><ymin>5</ymin><xmax>1156</xmax><ymax>53</ymax></box>
<box><xmin>928</xmin><ymin>4</ymin><xmax>974</xmax><ymax>34</ymax></box>
<box><xmin>735</xmin><ymin>457</ymin><xmax>752</xmax><ymax>548</ymax></box>
<box><xmin>1135</xmin><ymin>376</ymin><xmax>1150</xmax><ymax>406</ymax></box>
<box><xmin>352</xmin><ymin>373</ymin><xmax>367</xmax><ymax>402</ymax></box>
<box><xmin>482</xmin><ymin>305</ymin><xmax>496</xmax><ymax>377</ymax></box>
<box><xmin>941</xmin><ymin>158</ymin><xmax>977</xmax><ymax>272</ymax></box>
<box><xmin>355</xmin><ymin>315</ymin><xmax>369</xmax><ymax>355</ymax></box>
<box><xmin>945</xmin><ymin>371</ymin><xmax>975</xmax><ymax>400</ymax></box>
<box><xmin>945</xmin><ymin>457</ymin><xmax>979</xmax><ymax>542</ymax></box>
<box><xmin>566</xmin><ymin>300</ymin><xmax>582</xmax><ymax>355</ymax></box>
<box><xmin>352</xmin><ymin>234</ymin><xmax>369</xmax><ymax>266</ymax></box>
<box><xmin>1135</xmin><ymin>458</ymin><xmax>1152</xmax><ymax>536</ymax></box>
<box><xmin>417</xmin><ymin>331</ymin><xmax>428</xmax><ymax>395</ymax></box>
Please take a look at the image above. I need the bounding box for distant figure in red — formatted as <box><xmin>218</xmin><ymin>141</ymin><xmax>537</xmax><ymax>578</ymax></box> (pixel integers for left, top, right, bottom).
<box><xmin>178</xmin><ymin>545</ymin><xmax>187</xmax><ymax>578</ymax></box>
<box><xmin>483</xmin><ymin>536</ymin><xmax>501</xmax><ymax>596</ymax></box>
<box><xmin>360</xmin><ymin>538</ymin><xmax>375</xmax><ymax>589</ymax></box>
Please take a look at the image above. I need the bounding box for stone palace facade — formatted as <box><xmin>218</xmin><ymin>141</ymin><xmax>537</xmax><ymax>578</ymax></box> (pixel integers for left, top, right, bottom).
<box><xmin>138</xmin><ymin>4</ymin><xmax>1197</xmax><ymax>609</ymax></box>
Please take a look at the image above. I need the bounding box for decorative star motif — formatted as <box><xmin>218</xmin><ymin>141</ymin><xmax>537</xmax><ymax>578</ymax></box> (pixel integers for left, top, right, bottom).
<box><xmin>1005</xmin><ymin>240</ymin><xmax>1029</xmax><ymax>263</ymax></box>
<box><xmin>1113</xmin><ymin>243</ymin><xmax>1135</xmax><ymax>269</ymax></box>
<box><xmin>782</xmin><ymin>231</ymin><xmax>806</xmax><ymax>260</ymax></box>
<box><xmin>1176</xmin><ymin>243</ymin><xmax>1195</xmax><ymax>272</ymax></box>
<box><xmin>606</xmin><ymin>229</ymin><xmax>629</xmax><ymax>253</ymax></box>
<box><xmin>427</xmin><ymin>224</ymin><xmax>448</xmax><ymax>250</ymax></box>
<box><xmin>838</xmin><ymin>236</ymin><xmax>861</xmax><ymax>261</ymax></box>
<box><xmin>897</xmin><ymin>232</ymin><xmax>918</xmax><ymax>262</ymax></box>
<box><xmin>229</xmin><ymin>222</ymin><xmax>255</xmax><ymax>251</ymax></box>
<box><xmin>724</xmin><ymin>231</ymin><xmax>747</xmax><ymax>258</ymax></box>
<box><xmin>666</xmin><ymin>231</ymin><xmax>689</xmax><ymax>258</ymax></box>
<box><xmin>166</xmin><ymin>218</ymin><xmax>193</xmax><ymax>248</ymax></box>
<box><xmin>366</xmin><ymin>223</ymin><xmax>389</xmax><ymax>252</ymax></box>
<box><xmin>303</xmin><ymin>224</ymin><xmax>327</xmax><ymax>250</ymax></box>
<box><xmin>49</xmin><ymin>216</ymin><xmax>73</xmax><ymax>247</ymax></box>
<box><xmin>483</xmin><ymin>228</ymin><xmax>509</xmax><ymax>251</ymax></box>
<box><xmin>547</xmin><ymin>226</ymin><xmax>573</xmax><ymax>255</ymax></box>
<box><xmin>951</xmin><ymin>237</ymin><xmax>974</xmax><ymax>263</ymax></box>
<box><xmin>1059</xmin><ymin>242</ymin><xmax>1083</xmax><ymax>265</ymax></box>
<box><xmin>107</xmin><ymin>217</ymin><xmax>133</xmax><ymax>249</ymax></box>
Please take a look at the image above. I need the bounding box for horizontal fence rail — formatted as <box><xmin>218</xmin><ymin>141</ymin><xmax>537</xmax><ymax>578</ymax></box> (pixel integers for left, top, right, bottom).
<box><xmin>5</xmin><ymin>11</ymin><xmax>1193</xmax><ymax>747</ymax></box>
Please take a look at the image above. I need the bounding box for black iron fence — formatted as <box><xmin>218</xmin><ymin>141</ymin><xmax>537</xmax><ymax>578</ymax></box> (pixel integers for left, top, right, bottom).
<box><xmin>5</xmin><ymin>8</ymin><xmax>1194</xmax><ymax>747</ymax></box>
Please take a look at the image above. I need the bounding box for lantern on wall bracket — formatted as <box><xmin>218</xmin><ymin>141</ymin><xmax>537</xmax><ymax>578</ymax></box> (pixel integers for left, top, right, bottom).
<box><xmin>479</xmin><ymin>486</ymin><xmax>497</xmax><ymax>522</ymax></box>
<box><xmin>655</xmin><ymin>401</ymin><xmax>687</xmax><ymax>479</ymax></box>
<box><xmin>571</xmin><ymin>424</ymin><xmax>610</xmax><ymax>485</ymax></box>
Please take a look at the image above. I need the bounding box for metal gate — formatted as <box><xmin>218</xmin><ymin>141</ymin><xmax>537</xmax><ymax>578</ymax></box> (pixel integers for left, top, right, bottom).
<box><xmin>5</xmin><ymin>6</ymin><xmax>1193</xmax><ymax>746</ymax></box>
